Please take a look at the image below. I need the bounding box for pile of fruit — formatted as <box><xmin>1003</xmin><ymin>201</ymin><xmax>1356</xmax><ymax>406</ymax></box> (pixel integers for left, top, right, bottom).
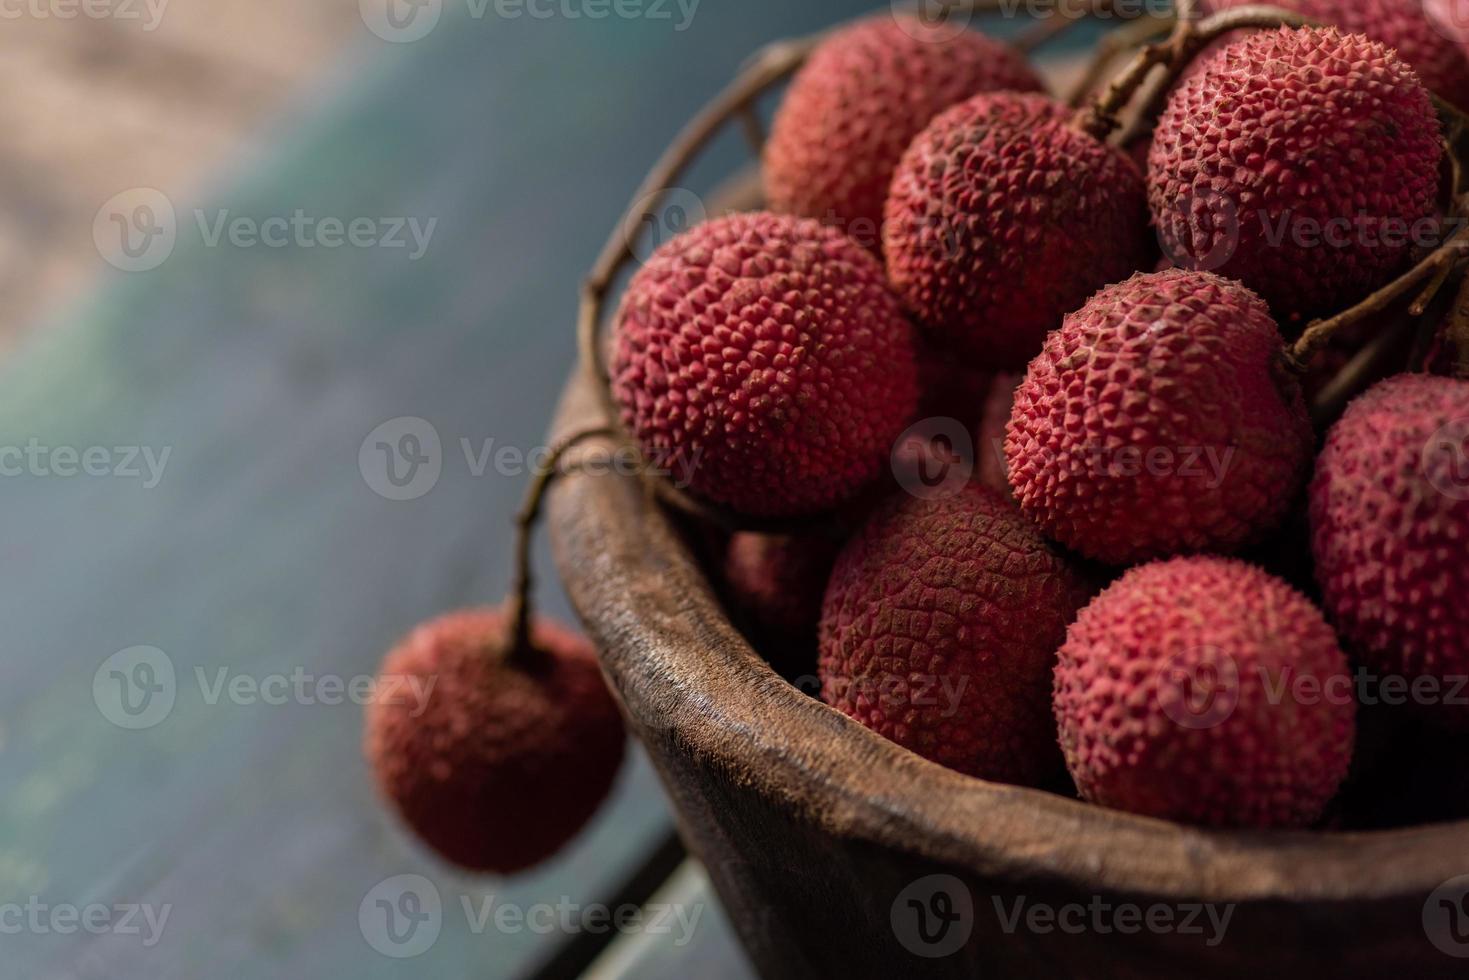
<box><xmin>366</xmin><ymin>2</ymin><xmax>1469</xmax><ymax>873</ymax></box>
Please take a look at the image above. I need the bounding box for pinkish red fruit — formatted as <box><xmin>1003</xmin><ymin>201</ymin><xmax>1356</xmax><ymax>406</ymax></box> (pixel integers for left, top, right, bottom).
<box><xmin>1204</xmin><ymin>0</ymin><xmax>1469</xmax><ymax>110</ymax></box>
<box><xmin>613</xmin><ymin>212</ymin><xmax>919</xmax><ymax>517</ymax></box>
<box><xmin>1310</xmin><ymin>373</ymin><xmax>1469</xmax><ymax>726</ymax></box>
<box><xmin>724</xmin><ymin>531</ymin><xmax>842</xmax><ymax>638</ymax></box>
<box><xmin>819</xmin><ymin>484</ymin><xmax>1092</xmax><ymax>783</ymax></box>
<box><xmin>365</xmin><ymin>608</ymin><xmax>625</xmax><ymax>873</ymax></box>
<box><xmin>1006</xmin><ymin>270</ymin><xmax>1314</xmax><ymax>565</ymax></box>
<box><xmin>764</xmin><ymin>14</ymin><xmax>1043</xmax><ymax>247</ymax></box>
<box><xmin>884</xmin><ymin>91</ymin><xmax>1150</xmax><ymax>369</ymax></box>
<box><xmin>1149</xmin><ymin>28</ymin><xmax>1442</xmax><ymax>320</ymax></box>
<box><xmin>1054</xmin><ymin>557</ymin><xmax>1356</xmax><ymax>828</ymax></box>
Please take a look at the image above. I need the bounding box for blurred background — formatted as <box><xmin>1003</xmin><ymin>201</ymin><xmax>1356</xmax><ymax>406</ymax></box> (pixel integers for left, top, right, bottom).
<box><xmin>0</xmin><ymin>1</ymin><xmax>1084</xmax><ymax>976</ymax></box>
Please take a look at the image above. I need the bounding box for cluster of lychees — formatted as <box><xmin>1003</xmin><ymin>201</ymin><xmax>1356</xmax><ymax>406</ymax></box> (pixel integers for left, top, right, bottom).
<box><xmin>630</xmin><ymin>9</ymin><xmax>1469</xmax><ymax>832</ymax></box>
<box><xmin>363</xmin><ymin>6</ymin><xmax>1469</xmax><ymax>877</ymax></box>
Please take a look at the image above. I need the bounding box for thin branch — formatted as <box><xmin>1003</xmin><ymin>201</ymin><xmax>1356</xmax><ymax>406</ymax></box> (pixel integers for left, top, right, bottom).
<box><xmin>1065</xmin><ymin>13</ymin><xmax>1175</xmax><ymax>108</ymax></box>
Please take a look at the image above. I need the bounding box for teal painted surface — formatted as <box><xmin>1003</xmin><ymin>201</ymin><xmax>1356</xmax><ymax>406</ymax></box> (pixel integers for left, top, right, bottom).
<box><xmin>0</xmin><ymin>3</ymin><xmax>1089</xmax><ymax>975</ymax></box>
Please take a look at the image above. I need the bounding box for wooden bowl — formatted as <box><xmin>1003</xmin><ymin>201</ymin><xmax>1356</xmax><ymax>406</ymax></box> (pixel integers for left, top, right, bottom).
<box><xmin>547</xmin><ymin>370</ymin><xmax>1469</xmax><ymax>978</ymax></box>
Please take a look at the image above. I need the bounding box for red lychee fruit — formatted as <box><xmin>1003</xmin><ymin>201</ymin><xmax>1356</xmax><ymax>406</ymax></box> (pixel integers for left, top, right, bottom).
<box><xmin>884</xmin><ymin>91</ymin><xmax>1150</xmax><ymax>370</ymax></box>
<box><xmin>612</xmin><ymin>212</ymin><xmax>919</xmax><ymax>517</ymax></box>
<box><xmin>1006</xmin><ymin>270</ymin><xmax>1314</xmax><ymax>565</ymax></box>
<box><xmin>364</xmin><ymin>608</ymin><xmax>625</xmax><ymax>873</ymax></box>
<box><xmin>1054</xmin><ymin>557</ymin><xmax>1356</xmax><ymax>828</ymax></box>
<box><xmin>725</xmin><ymin>531</ymin><xmax>843</xmax><ymax>638</ymax></box>
<box><xmin>1310</xmin><ymin>373</ymin><xmax>1469</xmax><ymax>726</ymax></box>
<box><xmin>764</xmin><ymin>14</ymin><xmax>1043</xmax><ymax>248</ymax></box>
<box><xmin>819</xmin><ymin>484</ymin><xmax>1093</xmax><ymax>783</ymax></box>
<box><xmin>1203</xmin><ymin>0</ymin><xmax>1469</xmax><ymax>110</ymax></box>
<box><xmin>1149</xmin><ymin>27</ymin><xmax>1442</xmax><ymax>321</ymax></box>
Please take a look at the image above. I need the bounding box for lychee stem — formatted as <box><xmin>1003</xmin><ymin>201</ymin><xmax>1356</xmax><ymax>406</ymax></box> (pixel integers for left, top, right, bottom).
<box><xmin>1065</xmin><ymin>13</ymin><xmax>1173</xmax><ymax>109</ymax></box>
<box><xmin>1075</xmin><ymin>4</ymin><xmax>1311</xmax><ymax>143</ymax></box>
<box><xmin>1445</xmin><ymin>268</ymin><xmax>1469</xmax><ymax>379</ymax></box>
<box><xmin>505</xmin><ymin>426</ymin><xmax>615</xmax><ymax>663</ymax></box>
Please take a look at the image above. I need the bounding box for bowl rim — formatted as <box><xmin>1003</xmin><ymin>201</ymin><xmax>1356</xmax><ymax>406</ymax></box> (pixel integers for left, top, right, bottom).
<box><xmin>548</xmin><ymin>374</ymin><xmax>1469</xmax><ymax>909</ymax></box>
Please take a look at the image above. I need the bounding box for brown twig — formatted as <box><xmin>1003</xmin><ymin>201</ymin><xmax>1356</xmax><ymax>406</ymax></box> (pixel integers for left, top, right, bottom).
<box><xmin>1076</xmin><ymin>4</ymin><xmax>1311</xmax><ymax>141</ymax></box>
<box><xmin>1447</xmin><ymin>264</ymin><xmax>1469</xmax><ymax>378</ymax></box>
<box><xmin>1065</xmin><ymin>12</ymin><xmax>1175</xmax><ymax>108</ymax></box>
<box><xmin>1288</xmin><ymin>222</ymin><xmax>1469</xmax><ymax>371</ymax></box>
<box><xmin>506</xmin><ymin>426</ymin><xmax>616</xmax><ymax>658</ymax></box>
<box><xmin>1308</xmin><ymin>313</ymin><xmax>1423</xmax><ymax>427</ymax></box>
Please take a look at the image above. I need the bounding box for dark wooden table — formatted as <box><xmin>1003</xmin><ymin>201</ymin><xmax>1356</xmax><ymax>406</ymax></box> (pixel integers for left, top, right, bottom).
<box><xmin>0</xmin><ymin>3</ymin><xmax>1083</xmax><ymax>975</ymax></box>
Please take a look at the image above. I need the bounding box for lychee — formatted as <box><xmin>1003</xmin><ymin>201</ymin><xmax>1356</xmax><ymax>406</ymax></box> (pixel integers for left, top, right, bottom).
<box><xmin>1053</xmin><ymin>557</ymin><xmax>1356</xmax><ymax>828</ymax></box>
<box><xmin>1310</xmin><ymin>373</ymin><xmax>1469</xmax><ymax>725</ymax></box>
<box><xmin>1203</xmin><ymin>0</ymin><xmax>1469</xmax><ymax>110</ymax></box>
<box><xmin>1006</xmin><ymin>270</ymin><xmax>1314</xmax><ymax>565</ymax></box>
<box><xmin>612</xmin><ymin>211</ymin><xmax>919</xmax><ymax>517</ymax></box>
<box><xmin>724</xmin><ymin>530</ymin><xmax>842</xmax><ymax>640</ymax></box>
<box><xmin>764</xmin><ymin>13</ymin><xmax>1043</xmax><ymax>247</ymax></box>
<box><xmin>884</xmin><ymin>91</ymin><xmax>1150</xmax><ymax>369</ymax></box>
<box><xmin>819</xmin><ymin>484</ymin><xmax>1092</xmax><ymax>783</ymax></box>
<box><xmin>1149</xmin><ymin>27</ymin><xmax>1442</xmax><ymax>320</ymax></box>
<box><xmin>364</xmin><ymin>607</ymin><xmax>625</xmax><ymax>873</ymax></box>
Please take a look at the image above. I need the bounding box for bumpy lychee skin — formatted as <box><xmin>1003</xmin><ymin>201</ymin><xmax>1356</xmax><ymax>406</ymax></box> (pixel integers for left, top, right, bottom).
<box><xmin>1054</xmin><ymin>557</ymin><xmax>1356</xmax><ymax>828</ymax></box>
<box><xmin>365</xmin><ymin>608</ymin><xmax>625</xmax><ymax>873</ymax></box>
<box><xmin>764</xmin><ymin>15</ymin><xmax>1043</xmax><ymax>246</ymax></box>
<box><xmin>1006</xmin><ymin>270</ymin><xmax>1314</xmax><ymax>565</ymax></box>
<box><xmin>1149</xmin><ymin>28</ymin><xmax>1442</xmax><ymax>320</ymax></box>
<box><xmin>1204</xmin><ymin>0</ymin><xmax>1469</xmax><ymax>110</ymax></box>
<box><xmin>613</xmin><ymin>212</ymin><xmax>919</xmax><ymax>517</ymax></box>
<box><xmin>1310</xmin><ymin>374</ymin><xmax>1469</xmax><ymax>726</ymax></box>
<box><xmin>885</xmin><ymin>92</ymin><xmax>1150</xmax><ymax>369</ymax></box>
<box><xmin>819</xmin><ymin>484</ymin><xmax>1092</xmax><ymax>783</ymax></box>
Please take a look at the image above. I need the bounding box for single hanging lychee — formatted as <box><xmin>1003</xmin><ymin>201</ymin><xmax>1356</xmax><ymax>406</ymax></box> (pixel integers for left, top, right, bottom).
<box><xmin>819</xmin><ymin>483</ymin><xmax>1093</xmax><ymax>784</ymax></box>
<box><xmin>612</xmin><ymin>211</ymin><xmax>919</xmax><ymax>517</ymax></box>
<box><xmin>1053</xmin><ymin>557</ymin><xmax>1357</xmax><ymax>829</ymax></box>
<box><xmin>884</xmin><ymin>91</ymin><xmax>1150</xmax><ymax>370</ymax></box>
<box><xmin>365</xmin><ymin>606</ymin><xmax>626</xmax><ymax>873</ymax></box>
<box><xmin>1005</xmin><ymin>269</ymin><xmax>1314</xmax><ymax>565</ymax></box>
<box><xmin>764</xmin><ymin>13</ymin><xmax>1044</xmax><ymax>248</ymax></box>
<box><xmin>1149</xmin><ymin>27</ymin><xmax>1442</xmax><ymax>321</ymax></box>
<box><xmin>1310</xmin><ymin>373</ymin><xmax>1469</xmax><ymax>727</ymax></box>
<box><xmin>1203</xmin><ymin>0</ymin><xmax>1469</xmax><ymax>110</ymax></box>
